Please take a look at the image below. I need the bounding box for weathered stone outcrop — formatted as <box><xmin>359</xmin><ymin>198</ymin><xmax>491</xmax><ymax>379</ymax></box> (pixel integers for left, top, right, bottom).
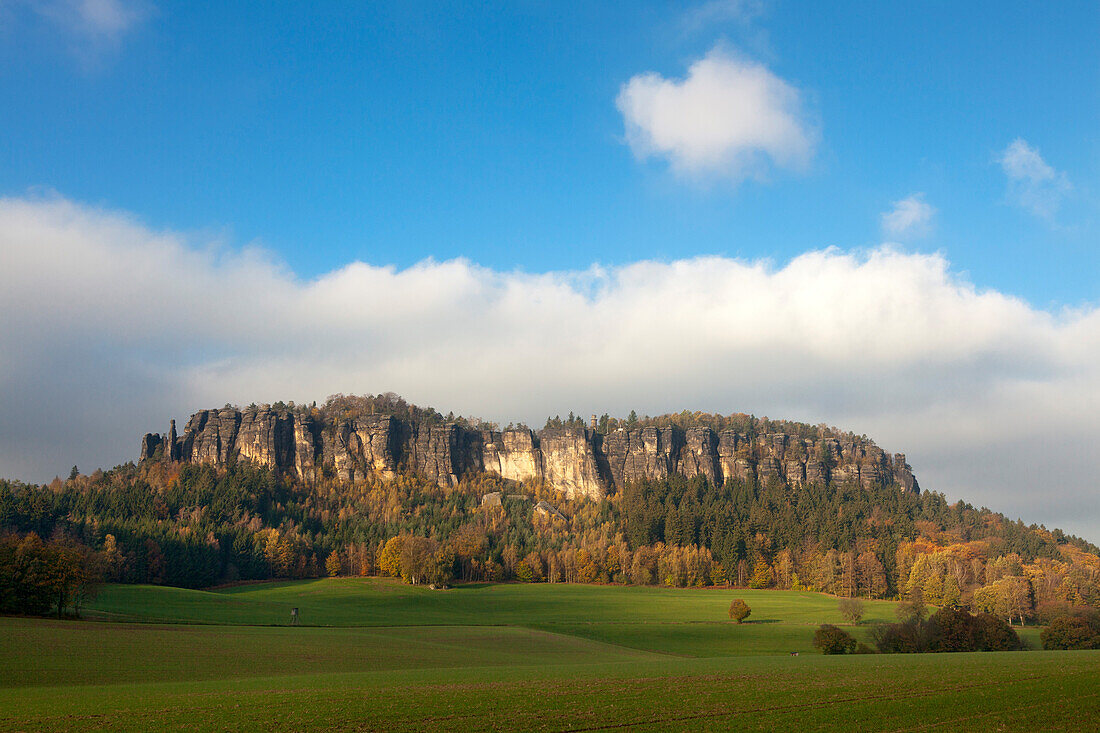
<box><xmin>408</xmin><ymin>423</ymin><xmax>472</xmax><ymax>487</ymax></box>
<box><xmin>539</xmin><ymin>428</ymin><xmax>603</xmax><ymax>499</ymax></box>
<box><xmin>185</xmin><ymin>408</ymin><xmax>242</xmax><ymax>465</ymax></box>
<box><xmin>321</xmin><ymin>414</ymin><xmax>399</xmax><ymax>483</ymax></box>
<box><xmin>677</xmin><ymin>427</ymin><xmax>719</xmax><ymax>485</ymax></box>
<box><xmin>141</xmin><ymin>406</ymin><xmax>919</xmax><ymax>500</ymax></box>
<box><xmin>166</xmin><ymin>420</ymin><xmax>179</xmax><ymax>462</ymax></box>
<box><xmin>785</xmin><ymin>459</ymin><xmax>805</xmax><ymax>487</ymax></box>
<box><xmin>235</xmin><ymin>408</ymin><xmax>291</xmax><ymax>469</ymax></box>
<box><xmin>893</xmin><ymin>453</ymin><xmax>918</xmax><ymax>493</ymax></box>
<box><xmin>805</xmin><ymin>460</ymin><xmax>827</xmax><ymax>486</ymax></box>
<box><xmin>716</xmin><ymin>432</ymin><xmax>752</xmax><ymax>483</ymax></box>
<box><xmin>140</xmin><ymin>432</ymin><xmax>162</xmax><ymax>462</ymax></box>
<box><xmin>758</xmin><ymin>457</ymin><xmax>783</xmax><ymax>485</ymax></box>
<box><xmin>292</xmin><ymin>414</ymin><xmax>320</xmax><ymax>481</ymax></box>
<box><xmin>599</xmin><ymin>426</ymin><xmax>679</xmax><ymax>487</ymax></box>
<box><xmin>481</xmin><ymin>429</ymin><xmax>541</xmax><ymax>484</ymax></box>
<box><xmin>534</xmin><ymin>500</ymin><xmax>565</xmax><ymax>522</ymax></box>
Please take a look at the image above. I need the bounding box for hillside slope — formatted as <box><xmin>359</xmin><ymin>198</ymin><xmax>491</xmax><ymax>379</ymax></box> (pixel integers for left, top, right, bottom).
<box><xmin>2</xmin><ymin>394</ymin><xmax>1097</xmax><ymax>621</ymax></box>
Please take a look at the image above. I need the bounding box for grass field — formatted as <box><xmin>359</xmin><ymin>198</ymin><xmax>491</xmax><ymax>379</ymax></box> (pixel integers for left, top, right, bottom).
<box><xmin>1</xmin><ymin>579</ymin><xmax>1094</xmax><ymax>731</ymax></box>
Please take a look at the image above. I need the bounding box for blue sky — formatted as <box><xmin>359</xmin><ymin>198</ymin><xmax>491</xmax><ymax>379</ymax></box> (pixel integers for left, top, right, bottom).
<box><xmin>2</xmin><ymin>1</ymin><xmax>1097</xmax><ymax>303</ymax></box>
<box><xmin>2</xmin><ymin>1</ymin><xmax>1100</xmax><ymax>539</ymax></box>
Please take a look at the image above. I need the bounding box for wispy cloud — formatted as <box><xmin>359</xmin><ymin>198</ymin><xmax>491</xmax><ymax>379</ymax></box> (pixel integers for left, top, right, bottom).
<box><xmin>681</xmin><ymin>0</ymin><xmax>764</xmax><ymax>31</ymax></box>
<box><xmin>4</xmin><ymin>195</ymin><xmax>1100</xmax><ymax>539</ymax></box>
<box><xmin>616</xmin><ymin>46</ymin><xmax>816</xmax><ymax>183</ymax></box>
<box><xmin>999</xmin><ymin>138</ymin><xmax>1071</xmax><ymax>219</ymax></box>
<box><xmin>17</xmin><ymin>0</ymin><xmax>146</xmax><ymax>61</ymax></box>
<box><xmin>881</xmin><ymin>193</ymin><xmax>935</xmax><ymax>239</ymax></box>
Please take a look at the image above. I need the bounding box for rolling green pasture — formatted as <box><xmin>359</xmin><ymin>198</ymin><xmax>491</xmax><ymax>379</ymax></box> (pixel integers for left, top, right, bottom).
<box><xmin>0</xmin><ymin>580</ymin><xmax>1094</xmax><ymax>731</ymax></box>
<box><xmin>0</xmin><ymin>617</ymin><xmax>660</xmax><ymax>688</ymax></box>
<box><xmin>90</xmin><ymin>577</ymin><xmax>904</xmax><ymax>627</ymax></box>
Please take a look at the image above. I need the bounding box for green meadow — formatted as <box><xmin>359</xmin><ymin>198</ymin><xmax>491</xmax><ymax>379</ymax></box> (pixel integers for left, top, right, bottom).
<box><xmin>1</xmin><ymin>579</ymin><xmax>1094</xmax><ymax>731</ymax></box>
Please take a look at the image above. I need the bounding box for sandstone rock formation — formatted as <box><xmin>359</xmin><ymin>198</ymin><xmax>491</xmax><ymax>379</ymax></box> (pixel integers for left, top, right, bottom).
<box><xmin>540</xmin><ymin>428</ymin><xmax>603</xmax><ymax>500</ymax></box>
<box><xmin>141</xmin><ymin>406</ymin><xmax>920</xmax><ymax>499</ymax></box>
<box><xmin>481</xmin><ymin>429</ymin><xmax>541</xmax><ymax>484</ymax></box>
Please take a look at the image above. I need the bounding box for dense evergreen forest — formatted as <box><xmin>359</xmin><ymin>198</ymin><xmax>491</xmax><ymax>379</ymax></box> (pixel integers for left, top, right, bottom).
<box><xmin>3</xmin><ymin>445</ymin><xmax>1098</xmax><ymax>622</ymax></box>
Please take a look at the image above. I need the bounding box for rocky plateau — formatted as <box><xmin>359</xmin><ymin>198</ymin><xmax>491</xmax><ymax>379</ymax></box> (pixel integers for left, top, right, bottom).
<box><xmin>140</xmin><ymin>407</ymin><xmax>919</xmax><ymax>499</ymax></box>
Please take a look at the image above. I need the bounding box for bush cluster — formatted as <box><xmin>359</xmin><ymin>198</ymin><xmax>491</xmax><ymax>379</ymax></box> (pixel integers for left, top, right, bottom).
<box><xmin>813</xmin><ymin>624</ymin><xmax>857</xmax><ymax>654</ymax></box>
<box><xmin>870</xmin><ymin>606</ymin><xmax>1021</xmax><ymax>653</ymax></box>
<box><xmin>1040</xmin><ymin>608</ymin><xmax>1100</xmax><ymax>650</ymax></box>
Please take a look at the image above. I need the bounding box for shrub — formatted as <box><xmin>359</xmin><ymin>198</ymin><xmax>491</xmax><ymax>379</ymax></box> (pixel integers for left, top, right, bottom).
<box><xmin>1041</xmin><ymin>613</ymin><xmax>1100</xmax><ymax>650</ymax></box>
<box><xmin>973</xmin><ymin>612</ymin><xmax>1022</xmax><ymax>651</ymax></box>
<box><xmin>871</xmin><ymin>619</ymin><xmax>926</xmax><ymax>654</ymax></box>
<box><xmin>927</xmin><ymin>607</ymin><xmax>978</xmax><ymax>653</ymax></box>
<box><xmin>872</xmin><ymin>607</ymin><xmax>1021</xmax><ymax>654</ymax></box>
<box><xmin>728</xmin><ymin>598</ymin><xmax>751</xmax><ymax>623</ymax></box>
<box><xmin>813</xmin><ymin>624</ymin><xmax>857</xmax><ymax>654</ymax></box>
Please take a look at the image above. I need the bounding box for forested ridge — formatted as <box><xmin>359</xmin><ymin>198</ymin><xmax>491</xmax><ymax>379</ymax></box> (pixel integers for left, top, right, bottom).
<box><xmin>2</xmin><ymin>398</ymin><xmax>1099</xmax><ymax>622</ymax></box>
<box><xmin>3</xmin><ymin>457</ymin><xmax>1099</xmax><ymax>620</ymax></box>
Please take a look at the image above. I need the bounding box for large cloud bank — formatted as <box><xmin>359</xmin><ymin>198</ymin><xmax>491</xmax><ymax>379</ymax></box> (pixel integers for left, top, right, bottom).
<box><xmin>2</xmin><ymin>195</ymin><xmax>1099</xmax><ymax>539</ymax></box>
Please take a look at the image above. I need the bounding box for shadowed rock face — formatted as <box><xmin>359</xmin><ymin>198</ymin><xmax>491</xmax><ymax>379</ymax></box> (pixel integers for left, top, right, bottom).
<box><xmin>678</xmin><ymin>427</ymin><xmax>719</xmax><ymax>485</ymax></box>
<box><xmin>141</xmin><ymin>408</ymin><xmax>920</xmax><ymax>499</ymax></box>
<box><xmin>600</xmin><ymin>427</ymin><xmax>679</xmax><ymax>487</ymax></box>
<box><xmin>321</xmin><ymin>414</ymin><xmax>398</xmax><ymax>483</ymax></box>
<box><xmin>139</xmin><ymin>432</ymin><xmax>162</xmax><ymax>462</ymax></box>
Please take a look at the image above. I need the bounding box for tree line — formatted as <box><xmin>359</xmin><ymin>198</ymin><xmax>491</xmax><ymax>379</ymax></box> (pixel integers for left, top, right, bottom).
<box><xmin>0</xmin><ymin>532</ymin><xmax>102</xmax><ymax>617</ymax></box>
<box><xmin>2</xmin><ymin>457</ymin><xmax>1099</xmax><ymax>626</ymax></box>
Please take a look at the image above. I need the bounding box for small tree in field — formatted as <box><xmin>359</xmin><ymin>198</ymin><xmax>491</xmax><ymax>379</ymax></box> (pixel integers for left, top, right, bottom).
<box><xmin>839</xmin><ymin>597</ymin><xmax>864</xmax><ymax>625</ymax></box>
<box><xmin>325</xmin><ymin>552</ymin><xmax>342</xmax><ymax>577</ymax></box>
<box><xmin>728</xmin><ymin>598</ymin><xmax>751</xmax><ymax>623</ymax></box>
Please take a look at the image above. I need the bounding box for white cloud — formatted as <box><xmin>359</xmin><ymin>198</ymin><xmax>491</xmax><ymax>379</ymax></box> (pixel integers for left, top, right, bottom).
<box><xmin>617</xmin><ymin>47</ymin><xmax>816</xmax><ymax>182</ymax></box>
<box><xmin>1001</xmin><ymin>139</ymin><xmax>1054</xmax><ymax>182</ymax></box>
<box><xmin>881</xmin><ymin>193</ymin><xmax>935</xmax><ymax>239</ymax></box>
<box><xmin>999</xmin><ymin>138</ymin><xmax>1071</xmax><ymax>218</ymax></box>
<box><xmin>3</xmin><ymin>194</ymin><xmax>1100</xmax><ymax>540</ymax></box>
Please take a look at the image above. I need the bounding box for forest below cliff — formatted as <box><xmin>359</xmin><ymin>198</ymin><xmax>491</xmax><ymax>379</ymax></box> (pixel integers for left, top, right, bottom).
<box><xmin>3</xmin><ymin>427</ymin><xmax>1099</xmax><ymax>623</ymax></box>
<box><xmin>3</xmin><ymin>395</ymin><xmax>1100</xmax><ymax>621</ymax></box>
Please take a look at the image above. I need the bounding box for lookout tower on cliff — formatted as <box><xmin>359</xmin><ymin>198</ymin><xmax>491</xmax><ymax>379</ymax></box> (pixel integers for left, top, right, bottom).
<box><xmin>590</xmin><ymin>415</ymin><xmax>597</xmax><ymax>430</ymax></box>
